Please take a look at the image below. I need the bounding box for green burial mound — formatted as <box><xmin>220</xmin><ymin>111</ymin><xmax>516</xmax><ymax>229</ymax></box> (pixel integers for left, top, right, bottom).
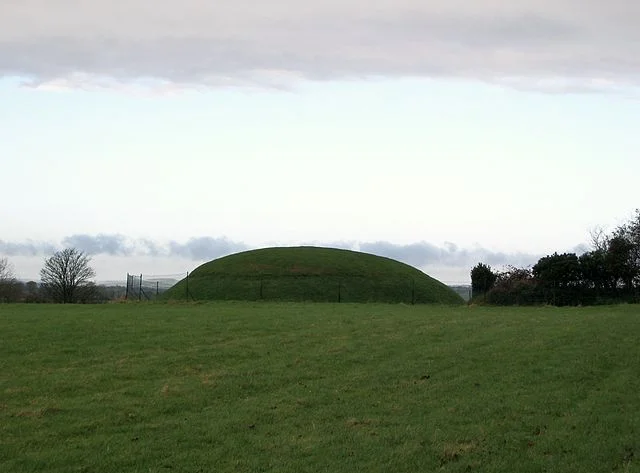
<box><xmin>164</xmin><ymin>246</ymin><xmax>463</xmax><ymax>304</ymax></box>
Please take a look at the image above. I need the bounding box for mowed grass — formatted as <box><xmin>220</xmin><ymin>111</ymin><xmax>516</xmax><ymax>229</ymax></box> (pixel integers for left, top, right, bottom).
<box><xmin>1</xmin><ymin>303</ymin><xmax>639</xmax><ymax>473</ymax></box>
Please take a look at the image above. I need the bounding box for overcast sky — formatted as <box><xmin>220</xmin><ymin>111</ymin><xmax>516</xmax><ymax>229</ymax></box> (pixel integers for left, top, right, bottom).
<box><xmin>1</xmin><ymin>0</ymin><xmax>639</xmax><ymax>284</ymax></box>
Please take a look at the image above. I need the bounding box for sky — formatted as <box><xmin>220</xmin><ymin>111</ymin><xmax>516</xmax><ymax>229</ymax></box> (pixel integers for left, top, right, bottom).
<box><xmin>1</xmin><ymin>0</ymin><xmax>639</xmax><ymax>284</ymax></box>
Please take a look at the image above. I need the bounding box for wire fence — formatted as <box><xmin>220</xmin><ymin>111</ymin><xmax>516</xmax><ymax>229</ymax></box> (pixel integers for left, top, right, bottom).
<box><xmin>125</xmin><ymin>272</ymin><xmax>184</xmax><ymax>301</ymax></box>
<box><xmin>444</xmin><ymin>284</ymin><xmax>472</xmax><ymax>301</ymax></box>
<box><xmin>123</xmin><ymin>272</ymin><xmax>472</xmax><ymax>303</ymax></box>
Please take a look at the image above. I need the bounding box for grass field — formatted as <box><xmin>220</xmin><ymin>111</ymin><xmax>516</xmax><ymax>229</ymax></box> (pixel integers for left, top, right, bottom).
<box><xmin>1</xmin><ymin>302</ymin><xmax>639</xmax><ymax>472</ymax></box>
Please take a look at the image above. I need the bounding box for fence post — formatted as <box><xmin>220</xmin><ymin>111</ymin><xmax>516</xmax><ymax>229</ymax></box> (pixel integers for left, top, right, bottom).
<box><xmin>125</xmin><ymin>273</ymin><xmax>129</xmax><ymax>300</ymax></box>
<box><xmin>411</xmin><ymin>279</ymin><xmax>415</xmax><ymax>305</ymax></box>
<box><xmin>156</xmin><ymin>281</ymin><xmax>159</xmax><ymax>299</ymax></box>
<box><xmin>139</xmin><ymin>274</ymin><xmax>143</xmax><ymax>301</ymax></box>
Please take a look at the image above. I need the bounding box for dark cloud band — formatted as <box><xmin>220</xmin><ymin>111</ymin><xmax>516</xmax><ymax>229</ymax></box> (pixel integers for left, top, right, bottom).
<box><xmin>1</xmin><ymin>234</ymin><xmax>544</xmax><ymax>270</ymax></box>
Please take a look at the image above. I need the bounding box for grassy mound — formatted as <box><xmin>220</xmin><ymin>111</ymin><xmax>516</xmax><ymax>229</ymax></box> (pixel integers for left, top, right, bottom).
<box><xmin>164</xmin><ymin>246</ymin><xmax>463</xmax><ymax>304</ymax></box>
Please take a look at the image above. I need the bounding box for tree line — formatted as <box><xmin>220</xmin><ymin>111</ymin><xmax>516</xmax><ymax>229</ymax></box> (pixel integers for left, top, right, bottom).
<box><xmin>0</xmin><ymin>248</ymin><xmax>115</xmax><ymax>303</ymax></box>
<box><xmin>471</xmin><ymin>210</ymin><xmax>640</xmax><ymax>306</ymax></box>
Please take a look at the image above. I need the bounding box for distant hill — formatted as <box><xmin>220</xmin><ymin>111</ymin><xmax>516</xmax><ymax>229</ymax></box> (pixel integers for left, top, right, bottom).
<box><xmin>164</xmin><ymin>246</ymin><xmax>464</xmax><ymax>304</ymax></box>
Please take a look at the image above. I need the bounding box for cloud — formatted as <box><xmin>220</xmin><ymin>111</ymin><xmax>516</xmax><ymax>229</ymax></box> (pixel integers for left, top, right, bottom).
<box><xmin>1</xmin><ymin>234</ymin><xmax>249</xmax><ymax>261</ymax></box>
<box><xmin>0</xmin><ymin>239</ymin><xmax>57</xmax><ymax>256</ymax></box>
<box><xmin>0</xmin><ymin>234</ymin><xmax>545</xmax><ymax>273</ymax></box>
<box><xmin>1</xmin><ymin>0</ymin><xmax>638</xmax><ymax>90</ymax></box>
<box><xmin>62</xmin><ymin>234</ymin><xmax>135</xmax><ymax>256</ymax></box>
<box><xmin>358</xmin><ymin>241</ymin><xmax>541</xmax><ymax>270</ymax></box>
<box><xmin>60</xmin><ymin>234</ymin><xmax>248</xmax><ymax>260</ymax></box>
<box><xmin>168</xmin><ymin>237</ymin><xmax>249</xmax><ymax>260</ymax></box>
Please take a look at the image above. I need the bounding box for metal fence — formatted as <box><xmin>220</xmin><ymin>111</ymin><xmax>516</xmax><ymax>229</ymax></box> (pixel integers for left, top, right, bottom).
<box><xmin>124</xmin><ymin>273</ymin><xmax>184</xmax><ymax>301</ymax></box>
<box><xmin>123</xmin><ymin>272</ymin><xmax>471</xmax><ymax>304</ymax></box>
<box><xmin>172</xmin><ymin>274</ymin><xmax>468</xmax><ymax>304</ymax></box>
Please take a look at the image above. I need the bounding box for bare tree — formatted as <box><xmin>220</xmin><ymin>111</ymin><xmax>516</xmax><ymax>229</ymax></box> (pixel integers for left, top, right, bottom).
<box><xmin>0</xmin><ymin>257</ymin><xmax>14</xmax><ymax>281</ymax></box>
<box><xmin>589</xmin><ymin>225</ymin><xmax>609</xmax><ymax>253</ymax></box>
<box><xmin>0</xmin><ymin>257</ymin><xmax>22</xmax><ymax>303</ymax></box>
<box><xmin>40</xmin><ymin>248</ymin><xmax>96</xmax><ymax>303</ymax></box>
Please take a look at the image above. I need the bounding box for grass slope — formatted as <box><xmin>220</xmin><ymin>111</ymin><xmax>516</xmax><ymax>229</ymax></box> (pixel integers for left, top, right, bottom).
<box><xmin>1</xmin><ymin>303</ymin><xmax>639</xmax><ymax>472</ymax></box>
<box><xmin>164</xmin><ymin>246</ymin><xmax>463</xmax><ymax>304</ymax></box>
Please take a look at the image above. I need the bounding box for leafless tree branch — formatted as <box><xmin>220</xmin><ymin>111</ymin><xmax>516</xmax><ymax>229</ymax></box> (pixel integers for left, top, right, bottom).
<box><xmin>40</xmin><ymin>248</ymin><xmax>95</xmax><ymax>303</ymax></box>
